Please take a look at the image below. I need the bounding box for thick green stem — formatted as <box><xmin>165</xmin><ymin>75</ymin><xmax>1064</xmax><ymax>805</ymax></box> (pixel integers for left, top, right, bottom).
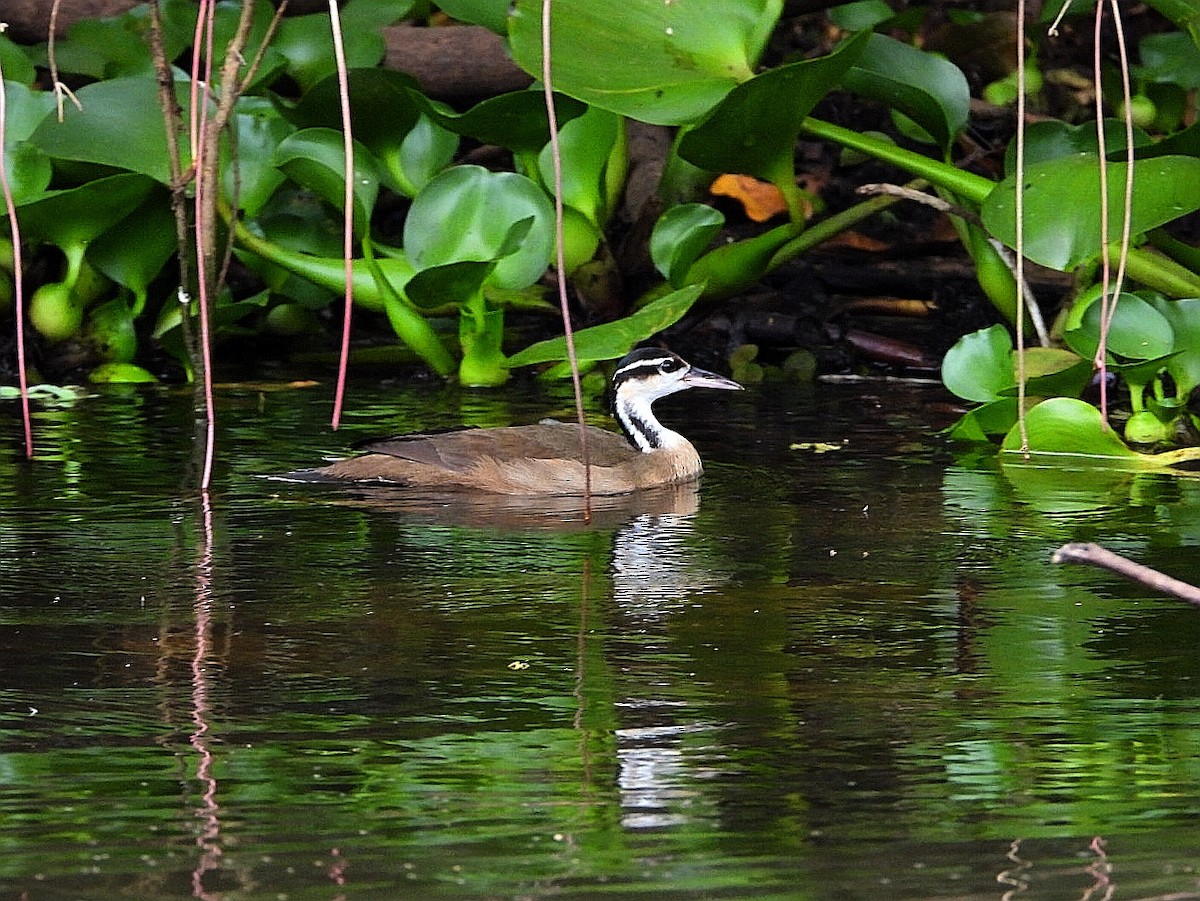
<box><xmin>800</xmin><ymin>117</ymin><xmax>994</xmax><ymax>203</ymax></box>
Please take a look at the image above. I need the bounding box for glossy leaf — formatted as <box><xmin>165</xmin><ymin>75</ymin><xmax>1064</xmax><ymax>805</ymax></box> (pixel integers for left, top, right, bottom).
<box><xmin>507</xmin><ymin>284</ymin><xmax>706</xmax><ymax>367</ymax></box>
<box><xmin>0</xmin><ymin>34</ymin><xmax>37</xmax><ymax>85</ymax></box>
<box><xmin>678</xmin><ymin>33</ymin><xmax>868</xmax><ymax>185</ymax></box>
<box><xmin>945</xmin><ymin>397</ymin><xmax>1020</xmax><ymax>442</ymax></box>
<box><xmin>509</xmin><ymin>0</ymin><xmax>782</xmax><ymax>125</ymax></box>
<box><xmin>272</xmin><ymin>128</ymin><xmax>381</xmax><ymax>235</ymax></box>
<box><xmin>650</xmin><ymin>204</ymin><xmax>725</xmax><ymax>287</ymax></box>
<box><xmin>1063</xmin><ymin>292</ymin><xmax>1175</xmax><ymax>361</ymax></box>
<box><xmin>87</xmin><ymin>188</ymin><xmax>176</xmax><ymax>316</ymax></box>
<box><xmin>1147</xmin><ymin>295</ymin><xmax>1200</xmax><ymax>397</ymax></box>
<box><xmin>435</xmin><ymin>0</ymin><xmax>510</xmax><ymax>32</ymax></box>
<box><xmin>1001</xmin><ymin>397</ymin><xmax>1142</xmax><ymax>460</ymax></box>
<box><xmin>18</xmin><ymin>174</ymin><xmax>157</xmax><ymax>252</ymax></box>
<box><xmin>274</xmin><ymin>0</ymin><xmax>413</xmax><ymax>92</ymax></box>
<box><xmin>682</xmin><ymin>220</ymin><xmax>805</xmax><ymax>301</ymax></box>
<box><xmin>841</xmin><ymin>33</ymin><xmax>970</xmax><ymax>149</ymax></box>
<box><xmin>223</xmin><ymin>99</ymin><xmax>297</xmax><ymax>217</ymax></box>
<box><xmin>537</xmin><ymin>107</ymin><xmax>621</xmax><ymax>227</ymax></box>
<box><xmin>411</xmin><ymin>89</ymin><xmax>586</xmax><ymax>153</ymax></box>
<box><xmin>1005</xmin><ymin>119</ymin><xmax>1151</xmax><ymax>172</ymax></box>
<box><xmin>941</xmin><ymin>324</ymin><xmax>1013</xmax><ymax>403</ymax></box>
<box><xmin>982</xmin><ymin>155</ymin><xmax>1200</xmax><ymax>271</ymax></box>
<box><xmin>406</xmin><ymin>218</ymin><xmax>533</xmax><ymax>309</ymax></box>
<box><xmin>30</xmin><ymin>76</ymin><xmax>182</xmax><ymax>184</ymax></box>
<box><xmin>404</xmin><ymin>166</ymin><xmax>553</xmax><ymax>291</ymax></box>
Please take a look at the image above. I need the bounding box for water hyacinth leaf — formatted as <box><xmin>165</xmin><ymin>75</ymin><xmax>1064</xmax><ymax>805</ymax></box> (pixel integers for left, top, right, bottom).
<box><xmin>682</xmin><ymin>218</ymin><xmax>805</xmax><ymax>300</ymax></box>
<box><xmin>392</xmin><ymin>115</ymin><xmax>459</xmax><ymax>197</ymax></box>
<box><xmin>678</xmin><ymin>32</ymin><xmax>868</xmax><ymax>183</ymax></box>
<box><xmin>88</xmin><ymin>362</ymin><xmax>158</xmax><ymax>383</ymax></box>
<box><xmin>274</xmin><ymin>0</ymin><xmax>413</xmax><ymax>92</ymax></box>
<box><xmin>223</xmin><ymin>100</ymin><xmax>297</xmax><ymax>217</ymax></box>
<box><xmin>84</xmin><ymin>298</ymin><xmax>138</xmax><ymax>363</ymax></box>
<box><xmin>87</xmin><ymin>187</ymin><xmax>176</xmax><ymax>316</ymax></box>
<box><xmin>406</xmin><ymin>217</ymin><xmax>532</xmax><ymax>310</ymax></box>
<box><xmin>30</xmin><ymin>76</ymin><xmax>184</xmax><ymax>184</ymax></box>
<box><xmin>405</xmin><ymin>259</ymin><xmax>496</xmax><ymax>311</ymax></box>
<box><xmin>537</xmin><ymin>107</ymin><xmax>621</xmax><ymax>228</ymax></box>
<box><xmin>405</xmin><ymin>166</ymin><xmax>553</xmax><ymax>290</ymax></box>
<box><xmin>945</xmin><ymin>397</ymin><xmax>1020</xmax><ymax>442</ymax></box>
<box><xmin>828</xmin><ymin>0</ymin><xmax>896</xmax><ymax>30</ymax></box>
<box><xmin>841</xmin><ymin>33</ymin><xmax>970</xmax><ymax>149</ymax></box>
<box><xmin>273</xmin><ymin>128</ymin><xmax>381</xmax><ymax>236</ymax></box>
<box><xmin>18</xmin><ymin>174</ymin><xmax>157</xmax><ymax>251</ymax></box>
<box><xmin>1139</xmin><ymin>31</ymin><xmax>1200</xmax><ymax>89</ymax></box>
<box><xmin>0</xmin><ymin>33</ymin><xmax>37</xmax><ymax>84</ymax></box>
<box><xmin>286</xmin><ymin>68</ymin><xmax>421</xmax><ymax>143</ymax></box>
<box><xmin>650</xmin><ymin>203</ymin><xmax>725</xmax><ymax>287</ymax></box>
<box><xmin>509</xmin><ymin>0</ymin><xmax>782</xmax><ymax>126</ymax></box>
<box><xmin>435</xmin><ymin>0</ymin><xmax>510</xmax><ymax>32</ymax></box>
<box><xmin>507</xmin><ymin>284</ymin><xmax>706</xmax><ymax>367</ymax></box>
<box><xmin>1001</xmin><ymin>397</ymin><xmax>1143</xmax><ymax>461</ymax></box>
<box><xmin>941</xmin><ymin>324</ymin><xmax>1013</xmax><ymax>402</ymax></box>
<box><xmin>1147</xmin><ymin>295</ymin><xmax>1200</xmax><ymax>397</ymax></box>
<box><xmin>1005</xmin><ymin>119</ymin><xmax>1151</xmax><ymax>172</ymax></box>
<box><xmin>1063</xmin><ymin>292</ymin><xmax>1175</xmax><ymax>361</ymax></box>
<box><xmin>982</xmin><ymin>155</ymin><xmax>1200</xmax><ymax>271</ymax></box>
<box><xmin>1015</xmin><ymin>348</ymin><xmax>1094</xmax><ymax>399</ymax></box>
<box><xmin>410</xmin><ymin>89</ymin><xmax>586</xmax><ymax>152</ymax></box>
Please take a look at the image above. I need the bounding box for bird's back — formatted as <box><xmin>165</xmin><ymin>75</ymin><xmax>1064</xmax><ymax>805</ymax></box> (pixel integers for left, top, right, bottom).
<box><xmin>300</xmin><ymin>422</ymin><xmax>701</xmax><ymax>495</ymax></box>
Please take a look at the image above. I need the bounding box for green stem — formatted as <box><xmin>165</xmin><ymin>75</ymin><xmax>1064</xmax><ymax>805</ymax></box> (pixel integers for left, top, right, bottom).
<box><xmin>1126</xmin><ymin>243</ymin><xmax>1200</xmax><ymax>297</ymax></box>
<box><xmin>800</xmin><ymin>117</ymin><xmax>994</xmax><ymax>203</ymax></box>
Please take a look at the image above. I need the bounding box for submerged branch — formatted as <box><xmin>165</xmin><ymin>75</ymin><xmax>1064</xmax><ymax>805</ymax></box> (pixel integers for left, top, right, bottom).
<box><xmin>1052</xmin><ymin>542</ymin><xmax>1200</xmax><ymax>607</ymax></box>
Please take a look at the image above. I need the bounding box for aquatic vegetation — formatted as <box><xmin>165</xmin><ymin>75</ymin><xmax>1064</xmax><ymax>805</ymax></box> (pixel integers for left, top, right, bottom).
<box><xmin>1</xmin><ymin>0</ymin><xmax>1199</xmax><ymax>463</ymax></box>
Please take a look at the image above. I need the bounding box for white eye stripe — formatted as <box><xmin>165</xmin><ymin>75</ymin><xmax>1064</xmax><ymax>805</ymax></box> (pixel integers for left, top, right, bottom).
<box><xmin>615</xmin><ymin>357</ymin><xmax>680</xmax><ymax>380</ymax></box>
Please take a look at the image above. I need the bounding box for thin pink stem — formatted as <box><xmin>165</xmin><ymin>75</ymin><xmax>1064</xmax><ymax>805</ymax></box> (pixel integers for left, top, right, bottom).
<box><xmin>1014</xmin><ymin>0</ymin><xmax>1029</xmax><ymax>454</ymax></box>
<box><xmin>193</xmin><ymin>0</ymin><xmax>219</xmax><ymax>490</ymax></box>
<box><xmin>329</xmin><ymin>0</ymin><xmax>354</xmax><ymax>431</ymax></box>
<box><xmin>1092</xmin><ymin>1</ymin><xmax>1111</xmax><ymax>423</ymax></box>
<box><xmin>0</xmin><ymin>61</ymin><xmax>33</xmax><ymax>458</ymax></box>
<box><xmin>542</xmin><ymin>0</ymin><xmax>591</xmax><ymax>514</ymax></box>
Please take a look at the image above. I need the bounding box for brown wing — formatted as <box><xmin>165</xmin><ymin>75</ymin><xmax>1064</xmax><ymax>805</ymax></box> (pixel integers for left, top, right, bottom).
<box><xmin>356</xmin><ymin>423</ymin><xmax>637</xmax><ymax>472</ymax></box>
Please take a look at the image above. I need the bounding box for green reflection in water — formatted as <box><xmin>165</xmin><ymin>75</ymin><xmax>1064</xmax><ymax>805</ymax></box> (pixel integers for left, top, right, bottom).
<box><xmin>1</xmin><ymin>381</ymin><xmax>1199</xmax><ymax>897</ymax></box>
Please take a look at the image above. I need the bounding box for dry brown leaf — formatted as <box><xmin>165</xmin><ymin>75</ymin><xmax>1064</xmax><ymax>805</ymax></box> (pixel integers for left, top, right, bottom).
<box><xmin>710</xmin><ymin>174</ymin><xmax>790</xmax><ymax>223</ymax></box>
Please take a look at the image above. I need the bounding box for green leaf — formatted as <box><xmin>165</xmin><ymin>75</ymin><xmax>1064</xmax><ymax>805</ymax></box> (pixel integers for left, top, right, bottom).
<box><xmin>404</xmin><ymin>166</ymin><xmax>553</xmax><ymax>290</ymax></box>
<box><xmin>508</xmin><ymin>0</ymin><xmax>782</xmax><ymax>125</ymax></box>
<box><xmin>223</xmin><ymin>99</ymin><xmax>297</xmax><ymax>217</ymax></box>
<box><xmin>941</xmin><ymin>324</ymin><xmax>1013</xmax><ymax>402</ymax></box>
<box><xmin>274</xmin><ymin>1</ymin><xmax>412</xmax><ymax>92</ymax></box>
<box><xmin>0</xmin><ymin>33</ymin><xmax>37</xmax><ymax>85</ymax></box>
<box><xmin>435</xmin><ymin>0</ymin><xmax>510</xmax><ymax>32</ymax></box>
<box><xmin>681</xmin><ymin>219</ymin><xmax>805</xmax><ymax>301</ymax></box>
<box><xmin>827</xmin><ymin>0</ymin><xmax>896</xmax><ymax>31</ymax></box>
<box><xmin>650</xmin><ymin>203</ymin><xmax>725</xmax><ymax>287</ymax></box>
<box><xmin>1006</xmin><ymin>119</ymin><xmax>1151</xmax><ymax>172</ymax></box>
<box><xmin>507</xmin><ymin>284</ymin><xmax>706</xmax><ymax>367</ymax></box>
<box><xmin>272</xmin><ymin>128</ymin><xmax>381</xmax><ymax>235</ymax></box>
<box><xmin>1139</xmin><ymin>31</ymin><xmax>1200</xmax><ymax>89</ymax></box>
<box><xmin>18</xmin><ymin>174</ymin><xmax>157</xmax><ymax>253</ymax></box>
<box><xmin>87</xmin><ymin>187</ymin><xmax>176</xmax><ymax>316</ymax></box>
<box><xmin>411</xmin><ymin>89</ymin><xmax>586</xmax><ymax>153</ymax></box>
<box><xmin>30</xmin><ymin>76</ymin><xmax>181</xmax><ymax>184</ymax></box>
<box><xmin>1063</xmin><ymin>292</ymin><xmax>1176</xmax><ymax>360</ymax></box>
<box><xmin>1001</xmin><ymin>397</ymin><xmax>1142</xmax><ymax>460</ymax></box>
<box><xmin>406</xmin><ymin>217</ymin><xmax>533</xmax><ymax>309</ymax></box>
<box><xmin>677</xmin><ymin>33</ymin><xmax>869</xmax><ymax>185</ymax></box>
<box><xmin>945</xmin><ymin>397</ymin><xmax>1020</xmax><ymax>442</ymax></box>
<box><xmin>841</xmin><ymin>33</ymin><xmax>970</xmax><ymax>149</ymax></box>
<box><xmin>537</xmin><ymin>107</ymin><xmax>620</xmax><ymax>227</ymax></box>
<box><xmin>982</xmin><ymin>155</ymin><xmax>1200</xmax><ymax>270</ymax></box>
<box><xmin>1147</xmin><ymin>295</ymin><xmax>1200</xmax><ymax>397</ymax></box>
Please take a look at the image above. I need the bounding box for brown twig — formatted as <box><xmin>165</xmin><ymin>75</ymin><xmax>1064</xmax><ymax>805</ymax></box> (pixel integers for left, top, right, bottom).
<box><xmin>1052</xmin><ymin>542</ymin><xmax>1200</xmax><ymax>607</ymax></box>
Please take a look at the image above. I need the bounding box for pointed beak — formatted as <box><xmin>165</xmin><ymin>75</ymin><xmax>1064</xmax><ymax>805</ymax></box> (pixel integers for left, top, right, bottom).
<box><xmin>682</xmin><ymin>366</ymin><xmax>743</xmax><ymax>391</ymax></box>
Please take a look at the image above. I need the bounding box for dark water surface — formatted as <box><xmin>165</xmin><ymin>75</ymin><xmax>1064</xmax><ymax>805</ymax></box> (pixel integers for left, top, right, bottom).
<box><xmin>2</xmin><ymin>375</ymin><xmax>1200</xmax><ymax>899</ymax></box>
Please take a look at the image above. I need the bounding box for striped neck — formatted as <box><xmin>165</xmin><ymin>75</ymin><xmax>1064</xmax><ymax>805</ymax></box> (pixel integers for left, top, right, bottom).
<box><xmin>614</xmin><ymin>387</ymin><xmax>686</xmax><ymax>453</ymax></box>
